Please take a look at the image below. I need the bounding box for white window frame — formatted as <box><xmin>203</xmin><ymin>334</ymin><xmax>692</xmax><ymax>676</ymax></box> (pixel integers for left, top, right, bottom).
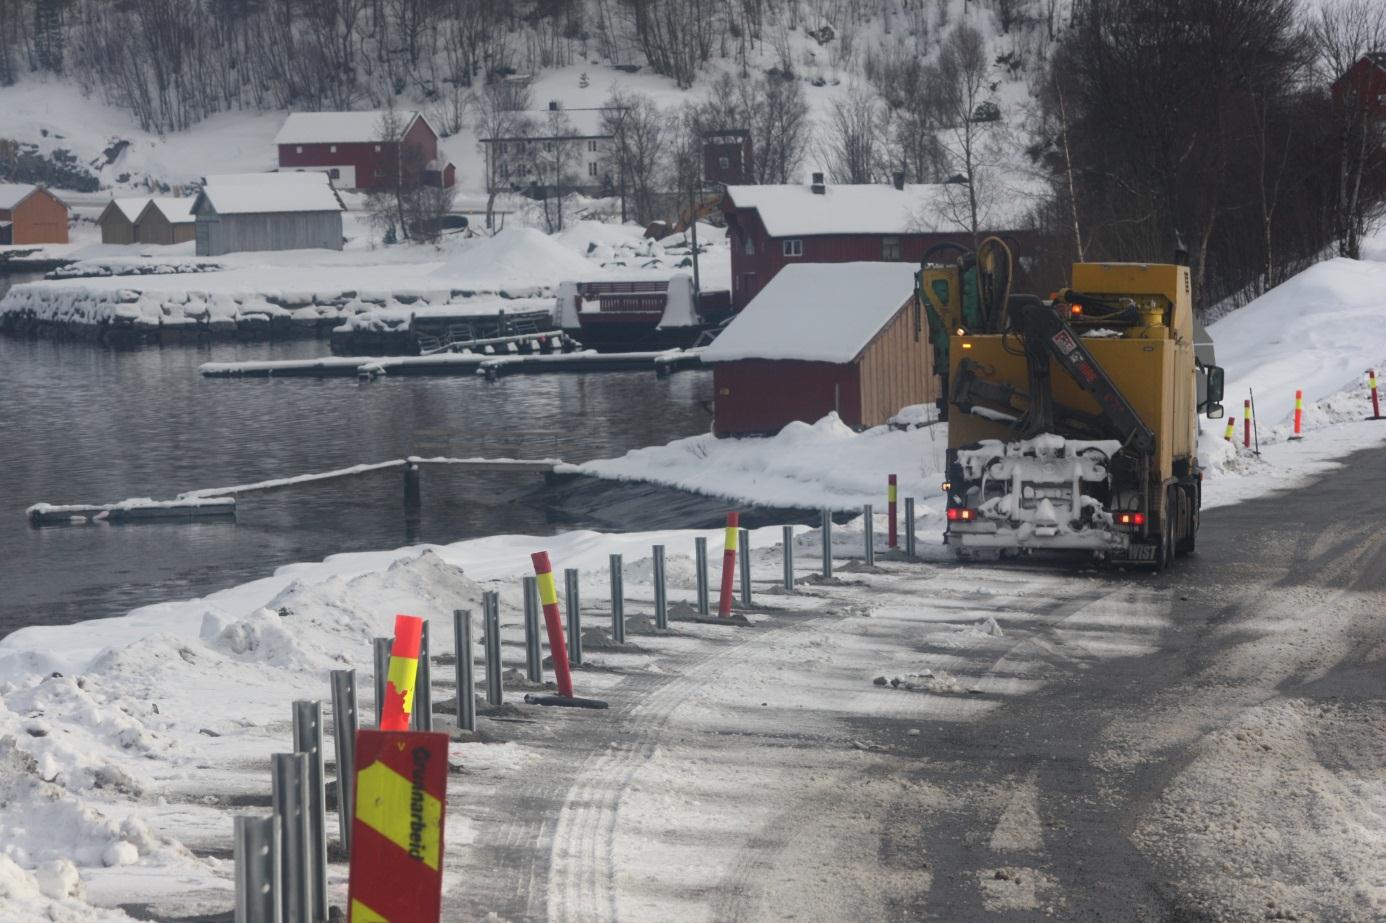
<box><xmin>782</xmin><ymin>239</ymin><xmax>803</xmax><ymax>258</ymax></box>
<box><xmin>329</xmin><ymin>144</ymin><xmax>337</xmax><ymax>153</ymax></box>
<box><xmin>295</xmin><ymin>145</ymin><xmax>303</xmax><ymax>154</ymax></box>
<box><xmin>374</xmin><ymin>144</ymin><xmax>382</xmax><ymax>153</ymax></box>
<box><xmin>742</xmin><ymin>234</ymin><xmax>754</xmax><ymax>256</ymax></box>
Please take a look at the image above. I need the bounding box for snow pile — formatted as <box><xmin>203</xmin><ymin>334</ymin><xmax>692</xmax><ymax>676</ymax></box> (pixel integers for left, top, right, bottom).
<box><xmin>432</xmin><ymin>227</ymin><xmax>601</xmax><ymax>290</ymax></box>
<box><xmin>47</xmin><ymin>253</ymin><xmax>215</xmax><ymax>279</ymax></box>
<box><xmin>565</xmin><ymin>413</ymin><xmax>949</xmax><ymax>512</ymax></box>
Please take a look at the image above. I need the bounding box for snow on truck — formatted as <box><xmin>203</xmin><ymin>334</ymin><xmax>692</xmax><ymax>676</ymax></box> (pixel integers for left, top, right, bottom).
<box><xmin>917</xmin><ymin>239</ymin><xmax>1226</xmax><ymax>570</ymax></box>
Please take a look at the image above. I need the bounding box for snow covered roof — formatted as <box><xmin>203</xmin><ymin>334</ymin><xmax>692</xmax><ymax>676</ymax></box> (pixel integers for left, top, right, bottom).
<box><xmin>0</xmin><ymin>183</ymin><xmax>39</xmax><ymax>210</ymax></box>
<box><xmin>142</xmin><ymin>197</ymin><xmax>197</xmax><ymax>225</ymax></box>
<box><xmin>195</xmin><ymin>172</ymin><xmax>344</xmax><ymax>216</ymax></box>
<box><xmin>274</xmin><ymin>110</ymin><xmax>429</xmax><ymax>145</ymax></box>
<box><xmin>702</xmin><ymin>262</ymin><xmax>920</xmax><ymax>364</ymax></box>
<box><xmin>480</xmin><ymin>108</ymin><xmax>612</xmax><ymax>141</ymax></box>
<box><xmin>100</xmin><ymin>198</ymin><xmax>151</xmax><ymax>223</ymax></box>
<box><xmin>724</xmin><ymin>182</ymin><xmax>1034</xmax><ymax>237</ymax></box>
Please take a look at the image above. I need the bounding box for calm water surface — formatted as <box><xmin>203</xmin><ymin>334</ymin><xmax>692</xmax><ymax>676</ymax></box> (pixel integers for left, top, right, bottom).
<box><xmin>0</xmin><ymin>333</ymin><xmax>713</xmax><ymax>638</ymax></box>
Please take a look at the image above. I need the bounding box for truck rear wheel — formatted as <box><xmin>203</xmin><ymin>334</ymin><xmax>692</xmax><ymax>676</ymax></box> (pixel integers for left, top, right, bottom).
<box><xmin>1154</xmin><ymin>488</ymin><xmax>1176</xmax><ymax>572</ymax></box>
<box><xmin>1175</xmin><ymin>484</ymin><xmax>1198</xmax><ymax>555</ymax></box>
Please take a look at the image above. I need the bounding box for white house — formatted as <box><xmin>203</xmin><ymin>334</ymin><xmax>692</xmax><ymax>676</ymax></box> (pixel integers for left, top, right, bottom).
<box><xmin>479</xmin><ymin>106</ymin><xmax>616</xmax><ymax>195</ymax></box>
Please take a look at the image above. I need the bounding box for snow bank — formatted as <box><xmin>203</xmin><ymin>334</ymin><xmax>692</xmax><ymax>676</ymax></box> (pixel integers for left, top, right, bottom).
<box><xmin>432</xmin><ymin>227</ymin><xmax>601</xmax><ymax>289</ymax></box>
<box><xmin>565</xmin><ymin>413</ymin><xmax>949</xmax><ymax>512</ymax></box>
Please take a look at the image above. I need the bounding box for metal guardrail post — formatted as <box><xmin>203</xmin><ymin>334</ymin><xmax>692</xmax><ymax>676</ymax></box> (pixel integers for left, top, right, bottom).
<box><xmin>372</xmin><ymin>637</ymin><xmax>391</xmax><ymax>727</ymax></box>
<box><xmin>413</xmin><ymin>620</ymin><xmax>433</xmax><ymax>732</ymax></box>
<box><xmin>695</xmin><ymin>536</ymin><xmax>710</xmax><ymax>615</ymax></box>
<box><xmin>271</xmin><ymin>752</ymin><xmax>310</xmax><ymax>923</ymax></box>
<box><xmin>782</xmin><ymin>525</ymin><xmax>794</xmax><ymax>590</ymax></box>
<box><xmin>328</xmin><ymin>670</ymin><xmax>356</xmax><ymax>853</ymax></box>
<box><xmin>863</xmin><ymin>504</ymin><xmax>875</xmax><ymax>567</ymax></box>
<box><xmin>738</xmin><ymin>528</ymin><xmax>752</xmax><ymax>607</ymax></box>
<box><xmin>454</xmin><ymin>609</ymin><xmax>476</xmax><ymax>733</ymax></box>
<box><xmin>291</xmin><ymin>702</ymin><xmax>327</xmax><ymax>923</ymax></box>
<box><xmin>905</xmin><ymin>497</ymin><xmax>916</xmax><ymax>558</ymax></box>
<box><xmin>483</xmin><ymin>591</ymin><xmax>503</xmax><ymax>706</ymax></box>
<box><xmin>820</xmin><ymin>509</ymin><xmax>833</xmax><ymax>579</ymax></box>
<box><xmin>609</xmin><ymin>553</ymin><xmax>625</xmax><ymax>644</ymax></box>
<box><xmin>564</xmin><ymin>569</ymin><xmax>582</xmax><ymax>666</ymax></box>
<box><xmin>652</xmin><ymin>545</ymin><xmax>668</xmax><ymax>630</ymax></box>
<box><xmin>234</xmin><ymin>814</ymin><xmax>282</xmax><ymax>923</ymax></box>
<box><xmin>523</xmin><ymin>576</ymin><xmax>542</xmax><ymax>683</ymax></box>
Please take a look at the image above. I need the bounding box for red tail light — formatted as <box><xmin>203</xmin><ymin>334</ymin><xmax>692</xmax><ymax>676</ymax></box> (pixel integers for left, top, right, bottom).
<box><xmin>1117</xmin><ymin>512</ymin><xmax>1145</xmax><ymax>526</ymax></box>
<box><xmin>947</xmin><ymin>508</ymin><xmax>977</xmax><ymax>522</ymax></box>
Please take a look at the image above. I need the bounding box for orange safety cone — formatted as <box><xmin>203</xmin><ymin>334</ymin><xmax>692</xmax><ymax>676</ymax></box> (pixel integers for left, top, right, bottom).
<box><xmin>1290</xmin><ymin>389</ymin><xmax>1304</xmax><ymax>440</ymax></box>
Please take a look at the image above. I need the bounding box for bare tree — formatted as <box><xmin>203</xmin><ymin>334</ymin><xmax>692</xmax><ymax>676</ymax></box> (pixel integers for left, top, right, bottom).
<box><xmin>821</xmin><ymin>86</ymin><xmax>889</xmax><ymax>183</ymax></box>
<box><xmin>1311</xmin><ymin>0</ymin><xmax>1386</xmax><ymax>259</ymax></box>
<box><xmin>936</xmin><ymin>23</ymin><xmax>994</xmax><ymax>250</ymax></box>
<box><xmin>603</xmin><ymin>91</ymin><xmax>668</xmax><ymax>224</ymax></box>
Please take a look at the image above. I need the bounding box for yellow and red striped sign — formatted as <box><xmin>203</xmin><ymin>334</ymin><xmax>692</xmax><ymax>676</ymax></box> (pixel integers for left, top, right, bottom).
<box><xmin>381</xmin><ymin>614</ymin><xmax>423</xmax><ymax>732</ymax></box>
<box><xmin>347</xmin><ymin>729</ymin><xmax>449</xmax><ymax>922</ymax></box>
<box><xmin>718</xmin><ymin>511</ymin><xmax>740</xmax><ymax>618</ymax></box>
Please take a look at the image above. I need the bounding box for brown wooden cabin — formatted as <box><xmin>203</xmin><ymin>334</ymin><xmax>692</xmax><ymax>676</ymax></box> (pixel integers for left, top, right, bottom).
<box><xmin>0</xmin><ymin>184</ymin><xmax>69</xmax><ymax>245</ymax></box>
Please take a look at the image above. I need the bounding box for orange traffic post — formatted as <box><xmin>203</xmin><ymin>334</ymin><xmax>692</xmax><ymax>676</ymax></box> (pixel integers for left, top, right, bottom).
<box><xmin>1243</xmin><ymin>399</ymin><xmax>1252</xmax><ymax>449</ymax></box>
<box><xmin>887</xmin><ymin>475</ymin><xmax>898</xmax><ymax>549</ymax></box>
<box><xmin>1223</xmin><ymin>414</ymin><xmax>1236</xmax><ymax>442</ymax></box>
<box><xmin>1371</xmin><ymin>370</ymin><xmax>1382</xmax><ymax>420</ymax></box>
<box><xmin>1290</xmin><ymin>389</ymin><xmax>1304</xmax><ymax>440</ymax></box>
<box><xmin>347</xmin><ymin>726</ymin><xmax>449</xmax><ymax>922</ymax></box>
<box><xmin>523</xmin><ymin>552</ymin><xmax>609</xmax><ymax>710</ymax></box>
<box><xmin>380</xmin><ymin>614</ymin><xmax>423</xmax><ymax>732</ymax></box>
<box><xmin>717</xmin><ymin>512</ymin><xmax>739</xmax><ymax>618</ymax></box>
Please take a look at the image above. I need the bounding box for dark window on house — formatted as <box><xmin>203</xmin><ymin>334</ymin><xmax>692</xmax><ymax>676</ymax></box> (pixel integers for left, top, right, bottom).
<box><xmin>718</xmin><ymin>156</ymin><xmax>730</xmax><ymax>170</ymax></box>
<box><xmin>588</xmin><ymin>140</ymin><xmax>598</xmax><ymax>152</ymax></box>
<box><xmin>374</xmin><ymin>168</ymin><xmax>385</xmax><ymax>177</ymax></box>
<box><xmin>882</xmin><ymin>236</ymin><xmax>901</xmax><ymax>260</ymax></box>
<box><xmin>328</xmin><ymin>168</ymin><xmax>340</xmax><ymax>180</ymax></box>
<box><xmin>588</xmin><ymin>162</ymin><xmax>597</xmax><ymax>177</ymax></box>
<box><xmin>782</xmin><ymin>239</ymin><xmax>803</xmax><ymax>257</ymax></box>
<box><xmin>544</xmin><ymin>141</ymin><xmax>554</xmax><ymax>152</ymax></box>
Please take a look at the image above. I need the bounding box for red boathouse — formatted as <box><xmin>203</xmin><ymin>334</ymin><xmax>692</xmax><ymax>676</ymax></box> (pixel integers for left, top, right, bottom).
<box><xmin>702</xmin><ymin>262</ymin><xmax>939</xmax><ymax>436</ymax></box>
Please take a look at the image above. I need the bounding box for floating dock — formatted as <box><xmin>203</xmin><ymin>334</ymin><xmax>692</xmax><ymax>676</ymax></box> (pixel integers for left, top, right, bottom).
<box><xmin>199</xmin><ymin>348</ymin><xmax>705</xmax><ymax>380</ymax></box>
<box><xmin>27</xmin><ymin>497</ymin><xmax>237</xmax><ymax>527</ymax></box>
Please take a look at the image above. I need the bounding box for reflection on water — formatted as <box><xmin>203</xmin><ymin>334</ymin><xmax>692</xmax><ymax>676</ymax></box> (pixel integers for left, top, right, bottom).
<box><xmin>0</xmin><ymin>335</ymin><xmax>713</xmax><ymax>637</ymax></box>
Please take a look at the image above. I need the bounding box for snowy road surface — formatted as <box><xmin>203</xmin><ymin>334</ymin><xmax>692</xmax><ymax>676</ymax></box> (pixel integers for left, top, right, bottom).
<box><xmin>430</xmin><ymin>450</ymin><xmax>1386</xmax><ymax>921</ymax></box>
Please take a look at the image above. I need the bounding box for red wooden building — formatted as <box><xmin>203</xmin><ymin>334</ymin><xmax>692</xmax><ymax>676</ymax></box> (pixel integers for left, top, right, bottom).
<box><xmin>722</xmin><ymin>175</ymin><xmax>1034</xmax><ymax>309</ymax></box>
<box><xmin>702</xmin><ymin>262</ymin><xmax>939</xmax><ymax>436</ymax></box>
<box><xmin>275</xmin><ymin>111</ymin><xmax>455</xmax><ymax>191</ymax></box>
<box><xmin>1331</xmin><ymin>52</ymin><xmax>1386</xmax><ymax>116</ymax></box>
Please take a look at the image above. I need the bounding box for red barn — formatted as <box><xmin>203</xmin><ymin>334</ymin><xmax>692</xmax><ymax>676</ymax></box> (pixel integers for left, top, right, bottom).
<box><xmin>275</xmin><ymin>111</ymin><xmax>455</xmax><ymax>191</ymax></box>
<box><xmin>722</xmin><ymin>175</ymin><xmax>1035</xmax><ymax>310</ymax></box>
<box><xmin>1331</xmin><ymin>52</ymin><xmax>1386</xmax><ymax>116</ymax></box>
<box><xmin>702</xmin><ymin>262</ymin><xmax>939</xmax><ymax>436</ymax></box>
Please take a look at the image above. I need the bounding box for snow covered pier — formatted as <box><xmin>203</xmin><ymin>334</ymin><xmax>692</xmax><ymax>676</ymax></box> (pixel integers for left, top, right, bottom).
<box><xmin>26</xmin><ymin>496</ymin><xmax>237</xmax><ymax>526</ymax></box>
<box><xmin>198</xmin><ymin>347</ymin><xmax>706</xmax><ymax>379</ymax></box>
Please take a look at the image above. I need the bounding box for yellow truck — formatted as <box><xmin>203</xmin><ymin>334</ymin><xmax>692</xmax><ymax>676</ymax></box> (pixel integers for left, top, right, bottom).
<box><xmin>917</xmin><ymin>239</ymin><xmax>1226</xmax><ymax>569</ymax></box>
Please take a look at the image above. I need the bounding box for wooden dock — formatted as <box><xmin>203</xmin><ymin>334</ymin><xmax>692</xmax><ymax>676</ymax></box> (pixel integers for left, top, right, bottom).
<box><xmin>198</xmin><ymin>348</ymin><xmax>706</xmax><ymax>380</ymax></box>
<box><xmin>27</xmin><ymin>497</ymin><xmax>237</xmax><ymax>527</ymax></box>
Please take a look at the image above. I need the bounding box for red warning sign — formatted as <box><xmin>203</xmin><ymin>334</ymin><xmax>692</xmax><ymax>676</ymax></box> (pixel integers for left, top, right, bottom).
<box><xmin>347</xmin><ymin>729</ymin><xmax>450</xmax><ymax>922</ymax></box>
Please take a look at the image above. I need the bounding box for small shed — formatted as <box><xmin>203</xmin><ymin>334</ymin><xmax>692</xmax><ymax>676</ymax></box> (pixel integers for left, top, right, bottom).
<box><xmin>0</xmin><ymin>184</ymin><xmax>69</xmax><ymax>245</ymax></box>
<box><xmin>97</xmin><ymin>198</ymin><xmax>150</xmax><ymax>244</ymax></box>
<box><xmin>135</xmin><ymin>197</ymin><xmax>197</xmax><ymax>245</ymax></box>
<box><xmin>702</xmin><ymin>262</ymin><xmax>937</xmax><ymax>436</ymax></box>
<box><xmin>191</xmin><ymin>172</ymin><xmax>344</xmax><ymax>256</ymax></box>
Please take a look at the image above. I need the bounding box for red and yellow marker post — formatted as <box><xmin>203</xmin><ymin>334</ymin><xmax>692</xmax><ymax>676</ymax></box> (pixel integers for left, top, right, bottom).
<box><xmin>1223</xmin><ymin>414</ymin><xmax>1236</xmax><ymax>442</ymax></box>
<box><xmin>531</xmin><ymin>552</ymin><xmax>574</xmax><ymax>698</ymax></box>
<box><xmin>1371</xmin><ymin>370</ymin><xmax>1382</xmax><ymax>420</ymax></box>
<box><xmin>381</xmin><ymin>614</ymin><xmax>423</xmax><ymax>731</ymax></box>
<box><xmin>717</xmin><ymin>512</ymin><xmax>740</xmax><ymax>619</ymax></box>
<box><xmin>1243</xmin><ymin>399</ymin><xmax>1252</xmax><ymax>449</ymax></box>
<box><xmin>346</xmin><ymin>727</ymin><xmax>449</xmax><ymax>922</ymax></box>
<box><xmin>887</xmin><ymin>474</ymin><xmax>898</xmax><ymax>549</ymax></box>
<box><xmin>1290</xmin><ymin>389</ymin><xmax>1304</xmax><ymax>440</ymax></box>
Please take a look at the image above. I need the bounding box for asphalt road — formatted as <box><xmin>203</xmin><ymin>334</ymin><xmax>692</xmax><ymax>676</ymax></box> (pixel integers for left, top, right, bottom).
<box><xmin>440</xmin><ymin>448</ymin><xmax>1386</xmax><ymax>923</ymax></box>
